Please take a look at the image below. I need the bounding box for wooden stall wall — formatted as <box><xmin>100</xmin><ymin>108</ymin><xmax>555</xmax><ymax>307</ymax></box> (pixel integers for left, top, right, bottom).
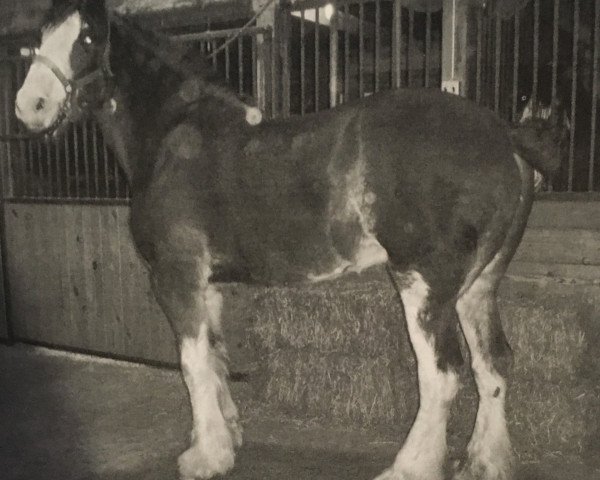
<box><xmin>0</xmin><ymin>247</ymin><xmax>8</xmax><ymax>340</ymax></box>
<box><xmin>510</xmin><ymin>198</ymin><xmax>600</xmax><ymax>282</ymax></box>
<box><xmin>3</xmin><ymin>203</ymin><xmax>178</xmax><ymax>364</ymax></box>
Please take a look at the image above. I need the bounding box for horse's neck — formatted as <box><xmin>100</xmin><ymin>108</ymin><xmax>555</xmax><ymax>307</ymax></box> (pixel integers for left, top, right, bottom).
<box><xmin>95</xmin><ymin>22</ymin><xmax>249</xmax><ymax>189</ymax></box>
<box><xmin>94</xmin><ymin>24</ymin><xmax>181</xmax><ymax>188</ymax></box>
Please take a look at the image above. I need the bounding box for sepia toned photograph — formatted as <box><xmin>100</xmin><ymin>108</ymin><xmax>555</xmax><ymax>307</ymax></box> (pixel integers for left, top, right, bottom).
<box><xmin>0</xmin><ymin>0</ymin><xmax>598</xmax><ymax>479</ymax></box>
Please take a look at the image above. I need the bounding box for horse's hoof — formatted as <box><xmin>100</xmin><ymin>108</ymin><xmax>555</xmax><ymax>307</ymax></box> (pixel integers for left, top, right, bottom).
<box><xmin>452</xmin><ymin>460</ymin><xmax>514</xmax><ymax>480</ymax></box>
<box><xmin>178</xmin><ymin>441</ymin><xmax>235</xmax><ymax>480</ymax></box>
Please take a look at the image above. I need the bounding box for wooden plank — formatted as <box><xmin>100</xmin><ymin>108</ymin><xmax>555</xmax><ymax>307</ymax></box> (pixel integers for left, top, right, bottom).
<box><xmin>7</xmin><ymin>204</ymin><xmax>37</xmax><ymax>339</ymax></box>
<box><xmin>514</xmin><ymin>228</ymin><xmax>600</xmax><ymax>266</ymax></box>
<box><xmin>0</xmin><ymin>246</ymin><xmax>8</xmax><ymax>339</ymax></box>
<box><xmin>67</xmin><ymin>205</ymin><xmax>92</xmax><ymax>349</ymax></box>
<box><xmin>98</xmin><ymin>206</ymin><xmax>124</xmax><ymax>356</ymax></box>
<box><xmin>82</xmin><ymin>207</ymin><xmax>106</xmax><ymax>351</ymax></box>
<box><xmin>116</xmin><ymin>206</ymin><xmax>177</xmax><ymax>363</ymax></box>
<box><xmin>59</xmin><ymin>204</ymin><xmax>75</xmax><ymax>345</ymax></box>
<box><xmin>528</xmin><ymin>199</ymin><xmax>600</xmax><ymax>230</ymax></box>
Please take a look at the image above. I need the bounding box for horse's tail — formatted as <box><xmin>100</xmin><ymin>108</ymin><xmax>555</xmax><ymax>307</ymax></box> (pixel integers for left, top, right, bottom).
<box><xmin>508</xmin><ymin>112</ymin><xmax>568</xmax><ymax>180</ymax></box>
<box><xmin>458</xmin><ymin>153</ymin><xmax>534</xmax><ymax>298</ymax></box>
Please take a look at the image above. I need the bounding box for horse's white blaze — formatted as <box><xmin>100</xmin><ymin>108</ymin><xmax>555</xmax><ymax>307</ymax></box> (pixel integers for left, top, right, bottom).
<box><xmin>378</xmin><ymin>272</ymin><xmax>457</xmax><ymax>480</ymax></box>
<box><xmin>15</xmin><ymin>12</ymin><xmax>81</xmax><ymax>130</ymax></box>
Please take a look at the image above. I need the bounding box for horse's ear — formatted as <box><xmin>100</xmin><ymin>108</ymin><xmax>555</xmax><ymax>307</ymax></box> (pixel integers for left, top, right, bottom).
<box><xmin>81</xmin><ymin>0</ymin><xmax>109</xmax><ymax>26</ymax></box>
<box><xmin>51</xmin><ymin>0</ymin><xmax>71</xmax><ymax>8</ymax></box>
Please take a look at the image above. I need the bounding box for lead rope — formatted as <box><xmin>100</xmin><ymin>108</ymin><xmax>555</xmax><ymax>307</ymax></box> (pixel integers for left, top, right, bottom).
<box><xmin>207</xmin><ymin>0</ymin><xmax>278</xmax><ymax>60</ymax></box>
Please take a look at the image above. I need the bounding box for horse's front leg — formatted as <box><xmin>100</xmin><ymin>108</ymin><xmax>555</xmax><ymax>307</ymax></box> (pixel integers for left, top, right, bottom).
<box><xmin>151</xmin><ymin>254</ymin><xmax>241</xmax><ymax>480</ymax></box>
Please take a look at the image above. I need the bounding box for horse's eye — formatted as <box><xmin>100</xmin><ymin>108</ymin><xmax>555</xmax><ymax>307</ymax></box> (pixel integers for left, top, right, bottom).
<box><xmin>521</xmin><ymin>95</ymin><xmax>528</xmax><ymax>102</ymax></box>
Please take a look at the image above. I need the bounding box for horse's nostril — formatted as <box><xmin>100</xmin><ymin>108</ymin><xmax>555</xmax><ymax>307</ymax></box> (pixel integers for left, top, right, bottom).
<box><xmin>35</xmin><ymin>97</ymin><xmax>46</xmax><ymax>112</ymax></box>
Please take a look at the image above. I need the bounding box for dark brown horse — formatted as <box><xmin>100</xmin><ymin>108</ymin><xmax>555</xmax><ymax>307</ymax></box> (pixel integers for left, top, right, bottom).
<box><xmin>14</xmin><ymin>1</ymin><xmax>561</xmax><ymax>479</ymax></box>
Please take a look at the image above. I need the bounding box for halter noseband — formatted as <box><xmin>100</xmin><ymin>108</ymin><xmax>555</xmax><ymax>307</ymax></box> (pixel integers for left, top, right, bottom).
<box><xmin>32</xmin><ymin>26</ymin><xmax>114</xmax><ymax>125</ymax></box>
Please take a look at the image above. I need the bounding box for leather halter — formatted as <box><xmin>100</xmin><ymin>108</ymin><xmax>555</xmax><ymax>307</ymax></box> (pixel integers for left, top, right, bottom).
<box><xmin>32</xmin><ymin>26</ymin><xmax>114</xmax><ymax>124</ymax></box>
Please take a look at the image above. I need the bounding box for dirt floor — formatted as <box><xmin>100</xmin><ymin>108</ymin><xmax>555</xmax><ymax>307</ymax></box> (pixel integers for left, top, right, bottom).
<box><xmin>0</xmin><ymin>343</ymin><xmax>598</xmax><ymax>480</ymax></box>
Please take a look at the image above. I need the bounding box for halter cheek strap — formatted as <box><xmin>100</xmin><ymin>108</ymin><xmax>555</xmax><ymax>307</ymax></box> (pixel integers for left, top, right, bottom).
<box><xmin>33</xmin><ymin>53</ymin><xmax>110</xmax><ymax>97</ymax></box>
<box><xmin>33</xmin><ymin>54</ymin><xmax>74</xmax><ymax>94</ymax></box>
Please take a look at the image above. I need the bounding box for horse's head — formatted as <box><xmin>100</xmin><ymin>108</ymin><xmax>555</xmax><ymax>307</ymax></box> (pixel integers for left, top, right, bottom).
<box><xmin>15</xmin><ymin>0</ymin><xmax>112</xmax><ymax>136</ymax></box>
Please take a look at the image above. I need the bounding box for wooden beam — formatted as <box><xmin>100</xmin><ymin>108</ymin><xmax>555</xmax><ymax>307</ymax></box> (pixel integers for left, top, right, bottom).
<box><xmin>127</xmin><ymin>1</ymin><xmax>255</xmax><ymax>31</ymax></box>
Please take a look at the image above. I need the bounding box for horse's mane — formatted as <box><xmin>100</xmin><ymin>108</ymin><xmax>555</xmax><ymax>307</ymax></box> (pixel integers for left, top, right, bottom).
<box><xmin>109</xmin><ymin>14</ymin><xmax>258</xmax><ymax>130</ymax></box>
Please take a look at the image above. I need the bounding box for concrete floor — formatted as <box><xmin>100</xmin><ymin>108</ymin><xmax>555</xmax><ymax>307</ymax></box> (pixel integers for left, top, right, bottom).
<box><xmin>1</xmin><ymin>344</ymin><xmax>598</xmax><ymax>480</ymax></box>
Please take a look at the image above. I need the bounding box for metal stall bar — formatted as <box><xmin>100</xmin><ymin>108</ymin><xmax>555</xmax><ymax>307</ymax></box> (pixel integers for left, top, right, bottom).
<box><xmin>281</xmin><ymin>9</ymin><xmax>291</xmax><ymax>118</ymax></box>
<box><xmin>212</xmin><ymin>39</ymin><xmax>218</xmax><ymax>71</ymax></box>
<box><xmin>476</xmin><ymin>8</ymin><xmax>483</xmax><ymax>104</ymax></box>
<box><xmin>408</xmin><ymin>8</ymin><xmax>414</xmax><ymax>86</ymax></box>
<box><xmin>552</xmin><ymin>0</ymin><xmax>559</xmax><ymax>104</ymax></box>
<box><xmin>359</xmin><ymin>2</ymin><xmax>365</xmax><ymax>97</ymax></box>
<box><xmin>568</xmin><ymin>0</ymin><xmax>580</xmax><ymax>191</ymax></box>
<box><xmin>92</xmin><ymin>123</ymin><xmax>100</xmax><ymax>198</ymax></box>
<box><xmin>252</xmin><ymin>34</ymin><xmax>258</xmax><ymax>100</ymax></box>
<box><xmin>82</xmin><ymin>122</ymin><xmax>91</xmax><ymax>198</ymax></box>
<box><xmin>112</xmin><ymin>126</ymin><xmax>120</xmax><ymax>197</ymax></box>
<box><xmin>45</xmin><ymin>134</ymin><xmax>54</xmax><ymax>197</ymax></box>
<box><xmin>34</xmin><ymin>141</ymin><xmax>43</xmax><ymax>196</ymax></box>
<box><xmin>392</xmin><ymin>0</ymin><xmax>402</xmax><ymax>89</ymax></box>
<box><xmin>315</xmin><ymin>7</ymin><xmax>320</xmax><ymax>112</ymax></box>
<box><xmin>54</xmin><ymin>137</ymin><xmax>62</xmax><ymax>198</ymax></box>
<box><xmin>73</xmin><ymin>126</ymin><xmax>80</xmax><ymax>198</ymax></box>
<box><xmin>494</xmin><ymin>13</ymin><xmax>501</xmax><ymax>113</ymax></box>
<box><xmin>531</xmin><ymin>0</ymin><xmax>539</xmax><ymax>114</ymax></box>
<box><xmin>511</xmin><ymin>10</ymin><xmax>520</xmax><ymax>121</ymax></box>
<box><xmin>225</xmin><ymin>43</ymin><xmax>231</xmax><ymax>82</ymax></box>
<box><xmin>64</xmin><ymin>129</ymin><xmax>71</xmax><ymax>198</ymax></box>
<box><xmin>425</xmin><ymin>10</ymin><xmax>431</xmax><ymax>88</ymax></box>
<box><xmin>590</xmin><ymin>0</ymin><xmax>600</xmax><ymax>191</ymax></box>
<box><xmin>300</xmin><ymin>9</ymin><xmax>307</xmax><ymax>114</ymax></box>
<box><xmin>344</xmin><ymin>4</ymin><xmax>350</xmax><ymax>101</ymax></box>
<box><xmin>15</xmin><ymin>63</ymin><xmax>31</xmax><ymax>197</ymax></box>
<box><xmin>238</xmin><ymin>37</ymin><xmax>244</xmax><ymax>95</ymax></box>
<box><xmin>1</xmin><ymin>59</ymin><xmax>14</xmax><ymax>199</ymax></box>
<box><xmin>375</xmin><ymin>0</ymin><xmax>381</xmax><ymax>93</ymax></box>
<box><xmin>330</xmin><ymin>2</ymin><xmax>339</xmax><ymax>107</ymax></box>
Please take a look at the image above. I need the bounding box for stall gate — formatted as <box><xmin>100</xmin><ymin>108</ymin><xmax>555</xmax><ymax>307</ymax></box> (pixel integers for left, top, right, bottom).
<box><xmin>279</xmin><ymin>0</ymin><xmax>443</xmax><ymax>116</ymax></box>
<box><xmin>472</xmin><ymin>0</ymin><xmax>600</xmax><ymax>193</ymax></box>
<box><xmin>0</xmin><ymin>26</ymin><xmax>274</xmax><ymax>364</ymax></box>
<box><xmin>0</xmin><ymin>2</ymin><xmax>443</xmax><ymax>363</ymax></box>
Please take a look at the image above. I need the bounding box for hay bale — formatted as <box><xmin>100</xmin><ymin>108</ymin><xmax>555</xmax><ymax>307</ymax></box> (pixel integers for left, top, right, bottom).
<box><xmin>251</xmin><ymin>273</ymin><xmax>408</xmax><ymax>359</ymax></box>
<box><xmin>500</xmin><ymin>296</ymin><xmax>588</xmax><ymax>382</ymax></box>
<box><xmin>240</xmin><ymin>274</ymin><xmax>598</xmax><ymax>461</ymax></box>
<box><xmin>263</xmin><ymin>350</ymin><xmax>417</xmax><ymax>426</ymax></box>
<box><xmin>507</xmin><ymin>380</ymin><xmax>599</xmax><ymax>460</ymax></box>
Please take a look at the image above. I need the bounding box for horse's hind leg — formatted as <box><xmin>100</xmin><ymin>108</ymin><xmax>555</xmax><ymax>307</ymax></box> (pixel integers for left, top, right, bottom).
<box><xmin>454</xmin><ymin>154</ymin><xmax>533</xmax><ymax>480</ymax></box>
<box><xmin>454</xmin><ymin>265</ymin><xmax>514</xmax><ymax>480</ymax></box>
<box><xmin>150</xmin><ymin>250</ymin><xmax>241</xmax><ymax>480</ymax></box>
<box><xmin>375</xmin><ymin>270</ymin><xmax>461</xmax><ymax>480</ymax></box>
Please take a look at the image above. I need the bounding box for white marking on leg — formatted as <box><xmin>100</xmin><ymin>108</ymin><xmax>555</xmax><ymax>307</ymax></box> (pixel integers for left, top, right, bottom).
<box><xmin>455</xmin><ymin>278</ymin><xmax>514</xmax><ymax>480</ymax></box>
<box><xmin>376</xmin><ymin>271</ymin><xmax>458</xmax><ymax>480</ymax></box>
<box><xmin>178</xmin><ymin>272</ymin><xmax>240</xmax><ymax>479</ymax></box>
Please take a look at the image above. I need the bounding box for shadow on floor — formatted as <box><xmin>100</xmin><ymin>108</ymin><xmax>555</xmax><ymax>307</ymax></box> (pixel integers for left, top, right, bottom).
<box><xmin>1</xmin><ymin>344</ymin><xmax>598</xmax><ymax>480</ymax></box>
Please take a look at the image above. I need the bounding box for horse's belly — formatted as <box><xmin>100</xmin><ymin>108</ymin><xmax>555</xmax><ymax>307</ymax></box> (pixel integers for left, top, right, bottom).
<box><xmin>307</xmin><ymin>233</ymin><xmax>388</xmax><ymax>282</ymax></box>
